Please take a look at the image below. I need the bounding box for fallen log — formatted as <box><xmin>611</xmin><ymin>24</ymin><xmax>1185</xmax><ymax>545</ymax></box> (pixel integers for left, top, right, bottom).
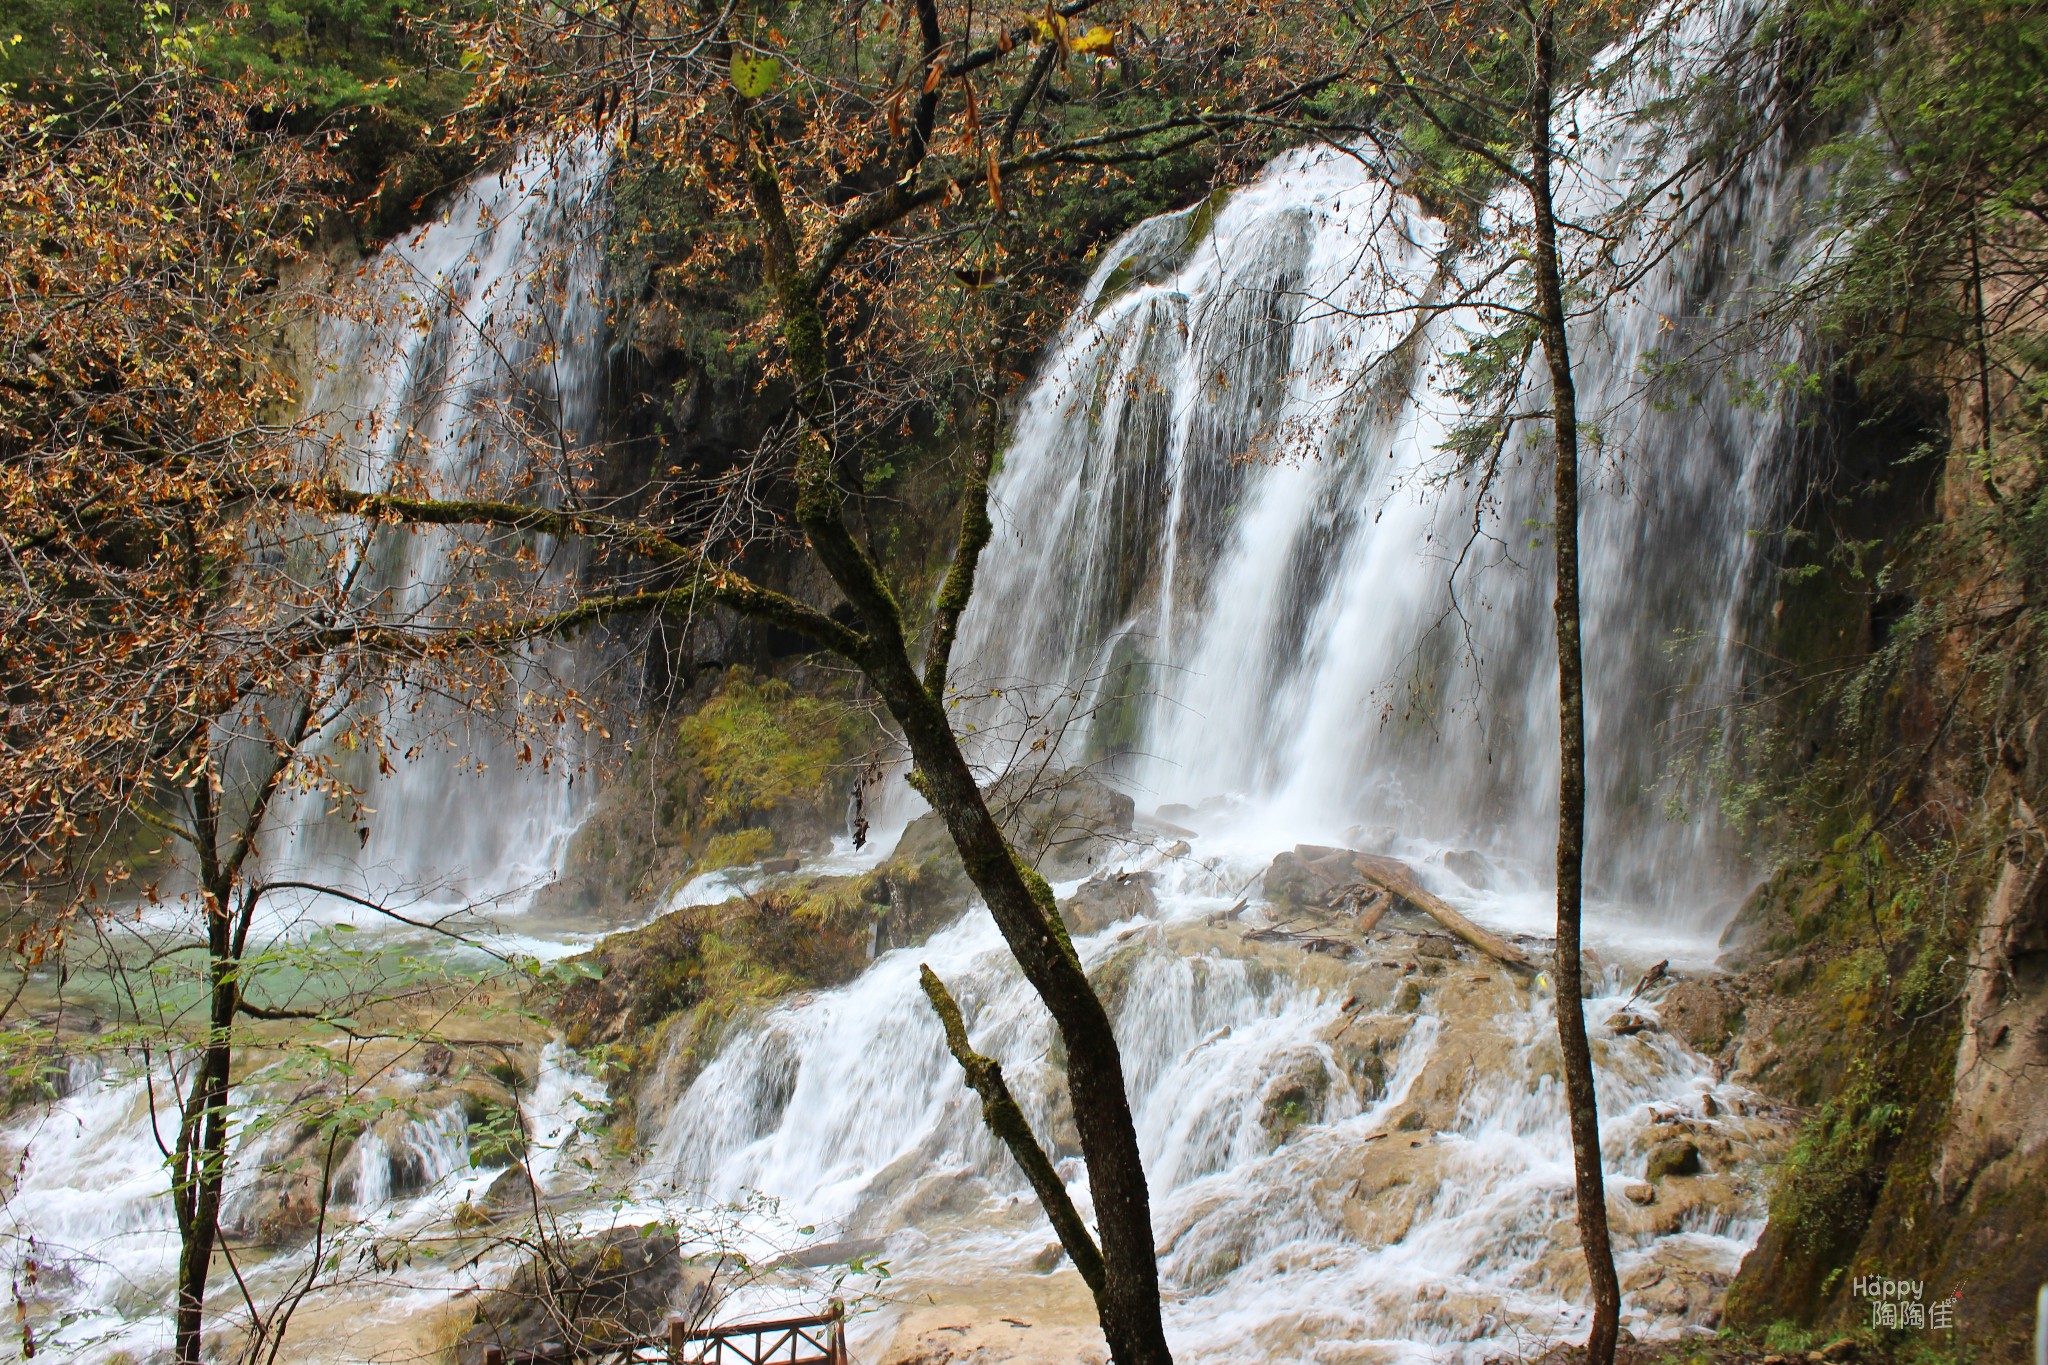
<box><xmin>1346</xmin><ymin>887</ymin><xmax>1391</xmax><ymax>934</ymax></box>
<box><xmin>1348</xmin><ymin>853</ymin><xmax>1532</xmax><ymax>969</ymax></box>
<box><xmin>1242</xmin><ymin>925</ymin><xmax>1354</xmax><ymax>957</ymax></box>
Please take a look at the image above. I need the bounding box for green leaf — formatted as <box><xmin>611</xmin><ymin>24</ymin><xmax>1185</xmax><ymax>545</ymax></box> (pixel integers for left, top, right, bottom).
<box><xmin>729</xmin><ymin>54</ymin><xmax>781</xmax><ymax>99</ymax></box>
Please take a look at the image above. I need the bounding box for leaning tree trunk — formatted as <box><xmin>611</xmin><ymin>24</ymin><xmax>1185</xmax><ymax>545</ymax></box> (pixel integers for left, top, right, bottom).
<box><xmin>1528</xmin><ymin>10</ymin><xmax>1622</xmax><ymax>1365</ymax></box>
<box><xmin>755</xmin><ymin>197</ymin><xmax>1172</xmax><ymax>1358</ymax></box>
<box><xmin>872</xmin><ymin>653</ymin><xmax>1171</xmax><ymax>1363</ymax></box>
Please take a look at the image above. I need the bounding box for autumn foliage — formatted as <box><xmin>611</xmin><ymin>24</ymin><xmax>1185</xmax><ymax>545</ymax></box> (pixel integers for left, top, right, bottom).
<box><xmin>0</xmin><ymin>66</ymin><xmax>339</xmax><ymax>938</ymax></box>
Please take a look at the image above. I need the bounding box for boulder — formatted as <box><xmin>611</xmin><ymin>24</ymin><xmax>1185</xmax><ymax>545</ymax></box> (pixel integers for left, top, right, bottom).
<box><xmin>984</xmin><ymin>768</ymin><xmax>1137</xmax><ymax>878</ymax></box>
<box><xmin>1606</xmin><ymin>1011</ymin><xmax>1656</xmax><ymax>1036</ymax></box>
<box><xmin>455</xmin><ymin>1224</ymin><xmax>701</xmax><ymax>1365</ymax></box>
<box><xmin>1658</xmin><ymin>977</ymin><xmax>1742</xmax><ymax>1054</ymax></box>
<box><xmin>1443</xmin><ymin>849</ymin><xmax>1496</xmax><ymax>890</ymax></box>
<box><xmin>1262</xmin><ymin>845</ymin><xmax>1360</xmax><ymax>911</ymax></box>
<box><xmin>1645</xmin><ymin>1138</ymin><xmax>1703</xmax><ymax>1180</ymax></box>
<box><xmin>888</xmin><ymin>768</ymin><xmax>1139</xmax><ymax>909</ymax></box>
<box><xmin>481</xmin><ymin>1163</ymin><xmax>539</xmax><ymax>1218</ymax></box>
<box><xmin>1060</xmin><ymin>871</ymin><xmax>1157</xmax><ymax>935</ymax></box>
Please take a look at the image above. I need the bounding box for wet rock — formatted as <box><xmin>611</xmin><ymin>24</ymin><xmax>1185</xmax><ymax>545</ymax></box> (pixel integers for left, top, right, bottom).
<box><xmin>1326</xmin><ymin>1013</ymin><xmax>1407</xmax><ymax>1103</ymax></box>
<box><xmin>1028</xmin><ymin>1243</ymin><xmax>1065</xmax><ymax>1273</ymax></box>
<box><xmin>1606</xmin><ymin>1011</ymin><xmax>1656</xmax><ymax>1036</ymax></box>
<box><xmin>551</xmin><ymin>875</ymin><xmax>878</xmax><ymax>1049</ymax></box>
<box><xmin>1645</xmin><ymin>1138</ymin><xmax>1703</xmax><ymax>1180</ymax></box>
<box><xmin>1624</xmin><ymin>1182</ymin><xmax>1657</xmax><ymax>1206</ymax></box>
<box><xmin>481</xmin><ymin>1163</ymin><xmax>539</xmax><ymax>1217</ymax></box>
<box><xmin>1087</xmin><ymin>940</ymin><xmax>1152</xmax><ymax>1019</ymax></box>
<box><xmin>889</xmin><ymin>768</ymin><xmax>1138</xmax><ymax>905</ymax></box>
<box><xmin>770</xmin><ymin>1235</ymin><xmax>887</xmax><ymax>1269</ymax></box>
<box><xmin>760</xmin><ymin>856</ymin><xmax>801</xmax><ymax>874</ymax></box>
<box><xmin>1413</xmin><ymin>936</ymin><xmax>1460</xmax><ymax>960</ymax></box>
<box><xmin>1659</xmin><ymin>977</ymin><xmax>1742</xmax><ymax>1053</ymax></box>
<box><xmin>1443</xmin><ymin>849</ymin><xmax>1496</xmax><ymax>890</ymax></box>
<box><xmin>986</xmin><ymin>769</ymin><xmax>1138</xmax><ymax>878</ymax></box>
<box><xmin>1258</xmin><ymin>1052</ymin><xmax>1332</xmax><ymax>1146</ymax></box>
<box><xmin>455</xmin><ymin>1224</ymin><xmax>700</xmax><ymax>1365</ymax></box>
<box><xmin>548</xmin><ymin>910</ymin><xmax>706</xmax><ymax>1048</ymax></box>
<box><xmin>1337</xmin><ymin>1137</ymin><xmax>1447</xmax><ymax>1250</ymax></box>
<box><xmin>1261</xmin><ymin>844</ymin><xmax>1360</xmax><ymax>911</ymax></box>
<box><xmin>1620</xmin><ymin>1243</ymin><xmax>1734</xmax><ymax>1325</ymax></box>
<box><xmin>1060</xmin><ymin>870</ymin><xmax>1157</xmax><ymax>935</ymax></box>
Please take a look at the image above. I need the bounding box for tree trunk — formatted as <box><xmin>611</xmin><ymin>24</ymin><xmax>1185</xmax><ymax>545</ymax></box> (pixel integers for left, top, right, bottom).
<box><xmin>1528</xmin><ymin>10</ymin><xmax>1622</xmax><ymax>1365</ymax></box>
<box><xmin>172</xmin><ymin>894</ymin><xmax>238</xmax><ymax>1364</ymax></box>
<box><xmin>863</xmin><ymin>642</ymin><xmax>1172</xmax><ymax>1364</ymax></box>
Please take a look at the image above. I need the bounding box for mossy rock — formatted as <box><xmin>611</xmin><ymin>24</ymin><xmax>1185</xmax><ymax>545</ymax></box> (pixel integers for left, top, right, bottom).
<box><xmin>540</xmin><ymin>667</ymin><xmax>877</xmax><ymax>918</ymax></box>
<box><xmin>1088</xmin><ymin>941</ymin><xmax>1151</xmax><ymax>1020</ymax></box>
<box><xmin>1259</xmin><ymin>1054</ymin><xmax>1332</xmax><ymax>1147</ymax></box>
<box><xmin>1645</xmin><ymin>1138</ymin><xmax>1703</xmax><ymax>1181</ymax></box>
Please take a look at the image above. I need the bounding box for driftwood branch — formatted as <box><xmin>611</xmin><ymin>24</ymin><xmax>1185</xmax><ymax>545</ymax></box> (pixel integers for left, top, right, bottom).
<box><xmin>917</xmin><ymin>965</ymin><xmax>1106</xmax><ymax>1296</ymax></box>
<box><xmin>1350</xmin><ymin>855</ymin><xmax>1532</xmax><ymax>969</ymax></box>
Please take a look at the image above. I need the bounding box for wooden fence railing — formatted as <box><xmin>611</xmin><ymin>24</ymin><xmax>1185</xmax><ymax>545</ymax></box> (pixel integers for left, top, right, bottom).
<box><xmin>480</xmin><ymin>1301</ymin><xmax>848</xmax><ymax>1365</ymax></box>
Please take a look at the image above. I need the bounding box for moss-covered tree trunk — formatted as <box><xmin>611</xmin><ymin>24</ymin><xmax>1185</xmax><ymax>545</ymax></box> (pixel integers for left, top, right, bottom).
<box><xmin>733</xmin><ymin>98</ymin><xmax>1173</xmax><ymax>1359</ymax></box>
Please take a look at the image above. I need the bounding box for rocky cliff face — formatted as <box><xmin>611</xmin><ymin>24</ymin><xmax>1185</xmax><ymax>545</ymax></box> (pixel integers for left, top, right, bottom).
<box><xmin>1713</xmin><ymin>371</ymin><xmax>2048</xmax><ymax>1361</ymax></box>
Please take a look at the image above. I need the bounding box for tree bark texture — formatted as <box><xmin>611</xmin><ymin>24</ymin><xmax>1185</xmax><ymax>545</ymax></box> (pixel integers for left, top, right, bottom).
<box><xmin>754</xmin><ymin>193</ymin><xmax>1172</xmax><ymax>1362</ymax></box>
<box><xmin>1528</xmin><ymin>10</ymin><xmax>1622</xmax><ymax>1365</ymax></box>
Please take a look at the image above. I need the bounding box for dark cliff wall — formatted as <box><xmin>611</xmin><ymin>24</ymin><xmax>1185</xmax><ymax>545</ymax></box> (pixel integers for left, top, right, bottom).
<box><xmin>1714</xmin><ymin>364</ymin><xmax>2048</xmax><ymax>1360</ymax></box>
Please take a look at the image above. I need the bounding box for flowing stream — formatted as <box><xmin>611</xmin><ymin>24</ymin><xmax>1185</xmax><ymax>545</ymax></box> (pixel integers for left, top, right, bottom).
<box><xmin>2</xmin><ymin>8</ymin><xmax>1819</xmax><ymax>1359</ymax></box>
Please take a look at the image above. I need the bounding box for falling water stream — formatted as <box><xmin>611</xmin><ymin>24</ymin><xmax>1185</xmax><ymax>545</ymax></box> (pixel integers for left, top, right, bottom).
<box><xmin>3</xmin><ymin>9</ymin><xmax>1819</xmax><ymax>1359</ymax></box>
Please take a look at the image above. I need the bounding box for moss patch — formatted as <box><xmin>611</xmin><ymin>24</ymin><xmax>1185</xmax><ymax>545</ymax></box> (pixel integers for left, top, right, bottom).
<box><xmin>542</xmin><ymin>668</ymin><xmax>875</xmax><ymax>916</ymax></box>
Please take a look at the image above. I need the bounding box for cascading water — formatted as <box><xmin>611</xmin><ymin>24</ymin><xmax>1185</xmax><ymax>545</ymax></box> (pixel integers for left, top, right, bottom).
<box><xmin>271</xmin><ymin>135</ymin><xmax>611</xmax><ymax>913</ymax></box>
<box><xmin>0</xmin><ymin>138</ymin><xmax>618</xmax><ymax>1363</ymax></box>
<box><xmin>639</xmin><ymin>9</ymin><xmax>1813</xmax><ymax>1361</ymax></box>
<box><xmin>2</xmin><ymin>8</ymin><xmax>1820</xmax><ymax>1358</ymax></box>
<box><xmin>639</xmin><ymin>855</ymin><xmax>1783</xmax><ymax>1362</ymax></box>
<box><xmin>951</xmin><ymin>120</ymin><xmax>1811</xmax><ymax>923</ymax></box>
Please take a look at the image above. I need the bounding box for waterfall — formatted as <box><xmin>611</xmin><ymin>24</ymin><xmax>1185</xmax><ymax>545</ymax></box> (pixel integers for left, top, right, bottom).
<box><xmin>953</xmin><ymin>23</ymin><xmax>1813</xmax><ymax>925</ymax></box>
<box><xmin>0</xmin><ymin>139</ymin><xmax>618</xmax><ymax>1365</ymax></box>
<box><xmin>269</xmin><ymin>135</ymin><xmax>611</xmax><ymax>915</ymax></box>
<box><xmin>0</xmin><ymin>7</ymin><xmax>1822</xmax><ymax>1357</ymax></box>
<box><xmin>638</xmin><ymin>10</ymin><xmax>1810</xmax><ymax>1360</ymax></box>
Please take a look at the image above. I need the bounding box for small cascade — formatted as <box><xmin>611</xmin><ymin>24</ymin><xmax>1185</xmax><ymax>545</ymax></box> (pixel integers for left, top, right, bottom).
<box><xmin>639</xmin><ymin>855</ymin><xmax>1781</xmax><ymax>1361</ymax></box>
<box><xmin>332</xmin><ymin>1104</ymin><xmax>473</xmax><ymax>1212</ymax></box>
<box><xmin>0</xmin><ymin>1047</ymin><xmax>606</xmax><ymax>1362</ymax></box>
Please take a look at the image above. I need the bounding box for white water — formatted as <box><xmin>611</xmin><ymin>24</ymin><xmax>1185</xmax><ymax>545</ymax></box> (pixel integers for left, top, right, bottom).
<box><xmin>640</xmin><ymin>8</ymin><xmax>1809</xmax><ymax>1360</ymax></box>
<box><xmin>953</xmin><ymin>13</ymin><xmax>1814</xmax><ymax>923</ymax></box>
<box><xmin>0</xmin><ymin>1046</ymin><xmax>607</xmax><ymax>1362</ymax></box>
<box><xmin>269</xmin><ymin>135</ymin><xmax>611</xmax><ymax>918</ymax></box>
<box><xmin>639</xmin><ymin>852</ymin><xmax>1772</xmax><ymax>1362</ymax></box>
<box><xmin>0</xmin><ymin>138</ymin><xmax>620</xmax><ymax>1363</ymax></box>
<box><xmin>2</xmin><ymin>6</ymin><xmax>1819</xmax><ymax>1359</ymax></box>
